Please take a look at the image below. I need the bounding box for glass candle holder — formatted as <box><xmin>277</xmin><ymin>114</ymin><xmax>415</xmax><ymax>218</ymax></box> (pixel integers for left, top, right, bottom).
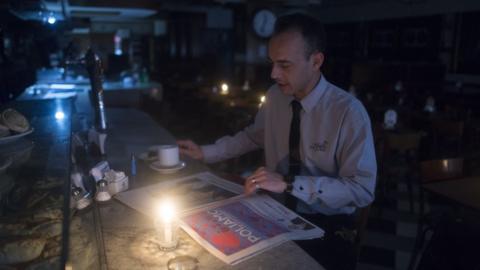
<box><xmin>155</xmin><ymin>217</ymin><xmax>179</xmax><ymax>251</ymax></box>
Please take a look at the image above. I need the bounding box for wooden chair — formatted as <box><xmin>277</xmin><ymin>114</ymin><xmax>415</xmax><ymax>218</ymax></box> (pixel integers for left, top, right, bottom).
<box><xmin>385</xmin><ymin>132</ymin><xmax>423</xmax><ymax>153</ymax></box>
<box><xmin>419</xmin><ymin>158</ymin><xmax>463</xmax><ymax>183</ymax></box>
<box><xmin>382</xmin><ymin>131</ymin><xmax>424</xmax><ymax>213</ymax></box>
<box><xmin>408</xmin><ymin>158</ymin><xmax>464</xmax><ymax>270</ymax></box>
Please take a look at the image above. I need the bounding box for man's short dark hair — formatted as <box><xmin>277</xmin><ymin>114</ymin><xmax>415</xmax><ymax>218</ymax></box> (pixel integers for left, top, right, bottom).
<box><xmin>273</xmin><ymin>13</ymin><xmax>326</xmax><ymax>58</ymax></box>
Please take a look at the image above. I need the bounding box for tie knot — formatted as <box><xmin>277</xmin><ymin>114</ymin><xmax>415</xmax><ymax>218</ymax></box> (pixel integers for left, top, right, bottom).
<box><xmin>291</xmin><ymin>100</ymin><xmax>302</xmax><ymax>114</ymax></box>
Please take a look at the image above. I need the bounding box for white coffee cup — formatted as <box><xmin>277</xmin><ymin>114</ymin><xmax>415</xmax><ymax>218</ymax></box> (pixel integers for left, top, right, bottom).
<box><xmin>157</xmin><ymin>145</ymin><xmax>180</xmax><ymax>167</ymax></box>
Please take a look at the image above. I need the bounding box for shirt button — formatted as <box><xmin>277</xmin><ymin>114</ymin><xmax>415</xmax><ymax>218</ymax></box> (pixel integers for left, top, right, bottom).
<box><xmin>299</xmin><ymin>186</ymin><xmax>304</xmax><ymax>191</ymax></box>
<box><xmin>317</xmin><ymin>190</ymin><xmax>323</xmax><ymax>194</ymax></box>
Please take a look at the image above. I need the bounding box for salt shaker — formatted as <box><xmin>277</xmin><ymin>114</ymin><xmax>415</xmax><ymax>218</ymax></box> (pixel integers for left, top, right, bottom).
<box><xmin>95</xmin><ymin>179</ymin><xmax>111</xmax><ymax>202</ymax></box>
<box><xmin>71</xmin><ymin>186</ymin><xmax>92</xmax><ymax>210</ymax></box>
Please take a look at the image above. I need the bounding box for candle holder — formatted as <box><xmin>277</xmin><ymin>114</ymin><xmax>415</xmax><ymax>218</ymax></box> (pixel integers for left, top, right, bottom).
<box><xmin>154</xmin><ymin>217</ymin><xmax>179</xmax><ymax>251</ymax></box>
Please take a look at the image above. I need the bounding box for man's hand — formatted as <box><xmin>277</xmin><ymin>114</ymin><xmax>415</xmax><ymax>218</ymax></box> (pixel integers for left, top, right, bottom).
<box><xmin>244</xmin><ymin>167</ymin><xmax>287</xmax><ymax>195</ymax></box>
<box><xmin>176</xmin><ymin>139</ymin><xmax>204</xmax><ymax>161</ymax></box>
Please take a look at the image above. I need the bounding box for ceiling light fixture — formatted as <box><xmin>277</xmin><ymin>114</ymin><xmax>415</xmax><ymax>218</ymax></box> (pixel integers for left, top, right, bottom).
<box><xmin>47</xmin><ymin>14</ymin><xmax>56</xmax><ymax>24</ymax></box>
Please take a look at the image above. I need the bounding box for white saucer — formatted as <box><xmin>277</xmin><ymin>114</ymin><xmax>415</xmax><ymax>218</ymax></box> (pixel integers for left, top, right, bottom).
<box><xmin>149</xmin><ymin>161</ymin><xmax>186</xmax><ymax>174</ymax></box>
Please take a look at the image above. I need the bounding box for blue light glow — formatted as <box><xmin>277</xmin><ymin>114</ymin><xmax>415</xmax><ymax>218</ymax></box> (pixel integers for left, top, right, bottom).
<box><xmin>55</xmin><ymin>111</ymin><xmax>65</xmax><ymax>120</ymax></box>
<box><xmin>47</xmin><ymin>16</ymin><xmax>56</xmax><ymax>24</ymax></box>
<box><xmin>50</xmin><ymin>84</ymin><xmax>76</xmax><ymax>90</ymax></box>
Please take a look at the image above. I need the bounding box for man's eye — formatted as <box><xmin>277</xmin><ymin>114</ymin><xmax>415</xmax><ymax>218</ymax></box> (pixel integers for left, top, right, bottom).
<box><xmin>280</xmin><ymin>63</ymin><xmax>290</xmax><ymax>68</ymax></box>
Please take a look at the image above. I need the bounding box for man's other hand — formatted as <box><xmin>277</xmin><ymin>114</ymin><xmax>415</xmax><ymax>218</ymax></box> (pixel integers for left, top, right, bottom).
<box><xmin>177</xmin><ymin>139</ymin><xmax>204</xmax><ymax>161</ymax></box>
<box><xmin>244</xmin><ymin>167</ymin><xmax>287</xmax><ymax>195</ymax></box>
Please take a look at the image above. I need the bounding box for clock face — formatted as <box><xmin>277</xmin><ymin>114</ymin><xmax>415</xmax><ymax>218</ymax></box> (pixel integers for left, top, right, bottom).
<box><xmin>252</xmin><ymin>9</ymin><xmax>276</xmax><ymax>38</ymax></box>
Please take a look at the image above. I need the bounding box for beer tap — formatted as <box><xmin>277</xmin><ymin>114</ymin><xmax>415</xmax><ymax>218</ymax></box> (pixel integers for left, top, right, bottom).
<box><xmin>84</xmin><ymin>48</ymin><xmax>108</xmax><ymax>156</ymax></box>
<box><xmin>85</xmin><ymin>49</ymin><xmax>107</xmax><ymax>131</ymax></box>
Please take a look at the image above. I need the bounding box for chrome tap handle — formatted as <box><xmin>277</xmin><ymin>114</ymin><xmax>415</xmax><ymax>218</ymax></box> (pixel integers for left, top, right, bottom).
<box><xmin>85</xmin><ymin>48</ymin><xmax>107</xmax><ymax>131</ymax></box>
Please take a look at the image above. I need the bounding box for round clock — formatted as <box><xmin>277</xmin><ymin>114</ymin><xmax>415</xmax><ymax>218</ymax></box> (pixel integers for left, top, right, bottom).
<box><xmin>252</xmin><ymin>9</ymin><xmax>277</xmax><ymax>38</ymax></box>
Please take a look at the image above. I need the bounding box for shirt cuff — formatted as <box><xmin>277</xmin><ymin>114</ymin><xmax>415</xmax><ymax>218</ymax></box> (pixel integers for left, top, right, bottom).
<box><xmin>200</xmin><ymin>144</ymin><xmax>220</xmax><ymax>164</ymax></box>
<box><xmin>291</xmin><ymin>176</ymin><xmax>324</xmax><ymax>205</ymax></box>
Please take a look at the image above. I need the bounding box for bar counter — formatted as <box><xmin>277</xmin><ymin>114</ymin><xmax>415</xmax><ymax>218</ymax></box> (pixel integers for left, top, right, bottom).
<box><xmin>92</xmin><ymin>107</ymin><xmax>325</xmax><ymax>269</ymax></box>
<box><xmin>0</xmin><ymin>98</ymin><xmax>324</xmax><ymax>269</ymax></box>
<box><xmin>0</xmin><ymin>99</ymin><xmax>73</xmax><ymax>268</ymax></box>
<box><xmin>18</xmin><ymin>81</ymin><xmax>163</xmax><ymax>108</ymax></box>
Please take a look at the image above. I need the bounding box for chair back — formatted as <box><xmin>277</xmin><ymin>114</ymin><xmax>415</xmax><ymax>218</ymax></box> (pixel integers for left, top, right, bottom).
<box><xmin>354</xmin><ymin>204</ymin><xmax>371</xmax><ymax>260</ymax></box>
<box><xmin>419</xmin><ymin>158</ymin><xmax>464</xmax><ymax>183</ymax></box>
<box><xmin>432</xmin><ymin>120</ymin><xmax>464</xmax><ymax>138</ymax></box>
<box><xmin>385</xmin><ymin>132</ymin><xmax>423</xmax><ymax>153</ymax></box>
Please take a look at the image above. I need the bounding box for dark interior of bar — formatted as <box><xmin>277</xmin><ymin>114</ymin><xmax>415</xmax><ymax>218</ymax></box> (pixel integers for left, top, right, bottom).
<box><xmin>1</xmin><ymin>0</ymin><xmax>480</xmax><ymax>269</ymax></box>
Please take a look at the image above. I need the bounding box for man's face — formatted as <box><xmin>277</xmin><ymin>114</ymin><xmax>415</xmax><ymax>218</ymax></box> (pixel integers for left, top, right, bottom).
<box><xmin>268</xmin><ymin>31</ymin><xmax>324</xmax><ymax>99</ymax></box>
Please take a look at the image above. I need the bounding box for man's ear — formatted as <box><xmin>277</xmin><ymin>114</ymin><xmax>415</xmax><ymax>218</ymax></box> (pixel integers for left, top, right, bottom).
<box><xmin>312</xmin><ymin>51</ymin><xmax>324</xmax><ymax>70</ymax></box>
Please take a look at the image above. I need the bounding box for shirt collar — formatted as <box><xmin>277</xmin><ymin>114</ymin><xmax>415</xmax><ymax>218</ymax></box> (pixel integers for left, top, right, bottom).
<box><xmin>298</xmin><ymin>75</ymin><xmax>328</xmax><ymax>113</ymax></box>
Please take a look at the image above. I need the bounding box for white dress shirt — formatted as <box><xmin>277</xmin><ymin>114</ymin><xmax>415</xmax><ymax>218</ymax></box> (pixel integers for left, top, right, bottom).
<box><xmin>202</xmin><ymin>76</ymin><xmax>377</xmax><ymax>215</ymax></box>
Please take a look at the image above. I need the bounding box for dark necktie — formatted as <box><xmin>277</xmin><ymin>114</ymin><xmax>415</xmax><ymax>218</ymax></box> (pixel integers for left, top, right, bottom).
<box><xmin>289</xmin><ymin>100</ymin><xmax>302</xmax><ymax>176</ymax></box>
<box><xmin>286</xmin><ymin>100</ymin><xmax>302</xmax><ymax>209</ymax></box>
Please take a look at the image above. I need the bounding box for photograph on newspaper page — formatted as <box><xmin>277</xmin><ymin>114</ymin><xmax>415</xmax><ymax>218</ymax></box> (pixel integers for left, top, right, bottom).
<box><xmin>115</xmin><ymin>171</ymin><xmax>243</xmax><ymax>218</ymax></box>
<box><xmin>180</xmin><ymin>194</ymin><xmax>324</xmax><ymax>265</ymax></box>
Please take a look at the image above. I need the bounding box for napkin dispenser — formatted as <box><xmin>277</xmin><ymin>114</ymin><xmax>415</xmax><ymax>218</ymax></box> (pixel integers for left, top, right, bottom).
<box><xmin>104</xmin><ymin>170</ymin><xmax>129</xmax><ymax>195</ymax></box>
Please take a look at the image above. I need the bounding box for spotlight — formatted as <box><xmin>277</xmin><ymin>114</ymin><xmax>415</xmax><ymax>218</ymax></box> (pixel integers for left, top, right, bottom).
<box><xmin>47</xmin><ymin>16</ymin><xmax>56</xmax><ymax>24</ymax></box>
<box><xmin>55</xmin><ymin>111</ymin><xmax>65</xmax><ymax>120</ymax></box>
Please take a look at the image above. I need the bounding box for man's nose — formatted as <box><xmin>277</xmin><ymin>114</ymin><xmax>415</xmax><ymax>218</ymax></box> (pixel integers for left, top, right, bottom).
<box><xmin>270</xmin><ymin>65</ymin><xmax>279</xmax><ymax>80</ymax></box>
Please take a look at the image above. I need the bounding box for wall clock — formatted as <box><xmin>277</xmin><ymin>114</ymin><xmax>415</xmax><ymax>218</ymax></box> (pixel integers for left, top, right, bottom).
<box><xmin>252</xmin><ymin>9</ymin><xmax>277</xmax><ymax>38</ymax></box>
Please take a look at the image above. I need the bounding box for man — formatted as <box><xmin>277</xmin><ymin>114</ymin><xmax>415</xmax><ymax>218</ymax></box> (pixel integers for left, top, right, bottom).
<box><xmin>178</xmin><ymin>13</ymin><xmax>376</xmax><ymax>270</ymax></box>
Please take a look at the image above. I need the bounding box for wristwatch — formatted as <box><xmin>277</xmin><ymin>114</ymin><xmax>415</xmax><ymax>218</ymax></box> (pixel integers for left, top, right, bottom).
<box><xmin>285</xmin><ymin>182</ymin><xmax>294</xmax><ymax>193</ymax></box>
<box><xmin>284</xmin><ymin>175</ymin><xmax>294</xmax><ymax>193</ymax></box>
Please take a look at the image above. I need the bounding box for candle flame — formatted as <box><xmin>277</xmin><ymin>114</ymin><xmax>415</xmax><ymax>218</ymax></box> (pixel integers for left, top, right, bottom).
<box><xmin>260</xmin><ymin>95</ymin><xmax>266</xmax><ymax>103</ymax></box>
<box><xmin>259</xmin><ymin>95</ymin><xmax>266</xmax><ymax>108</ymax></box>
<box><xmin>220</xmin><ymin>83</ymin><xmax>229</xmax><ymax>95</ymax></box>
<box><xmin>156</xmin><ymin>199</ymin><xmax>176</xmax><ymax>222</ymax></box>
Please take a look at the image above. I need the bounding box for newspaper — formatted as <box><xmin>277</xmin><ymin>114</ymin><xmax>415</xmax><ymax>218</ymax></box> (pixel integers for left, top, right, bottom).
<box><xmin>180</xmin><ymin>194</ymin><xmax>324</xmax><ymax>265</ymax></box>
<box><xmin>115</xmin><ymin>171</ymin><xmax>324</xmax><ymax>265</ymax></box>
<box><xmin>115</xmin><ymin>171</ymin><xmax>243</xmax><ymax>217</ymax></box>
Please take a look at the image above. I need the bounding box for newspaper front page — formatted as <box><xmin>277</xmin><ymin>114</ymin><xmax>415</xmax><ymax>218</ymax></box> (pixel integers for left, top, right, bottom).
<box><xmin>180</xmin><ymin>194</ymin><xmax>324</xmax><ymax>265</ymax></box>
<box><xmin>115</xmin><ymin>171</ymin><xmax>324</xmax><ymax>265</ymax></box>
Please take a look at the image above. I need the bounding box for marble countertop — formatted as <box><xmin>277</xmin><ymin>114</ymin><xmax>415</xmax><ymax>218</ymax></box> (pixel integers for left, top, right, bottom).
<box><xmin>0</xmin><ymin>99</ymin><xmax>73</xmax><ymax>268</ymax></box>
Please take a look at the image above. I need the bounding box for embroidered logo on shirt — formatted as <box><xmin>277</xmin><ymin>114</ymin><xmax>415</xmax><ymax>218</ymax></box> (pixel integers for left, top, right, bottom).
<box><xmin>310</xmin><ymin>141</ymin><xmax>328</xmax><ymax>152</ymax></box>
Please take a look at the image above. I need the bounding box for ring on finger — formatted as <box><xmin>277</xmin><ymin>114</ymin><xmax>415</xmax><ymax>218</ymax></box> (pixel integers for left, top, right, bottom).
<box><xmin>255</xmin><ymin>184</ymin><xmax>260</xmax><ymax>189</ymax></box>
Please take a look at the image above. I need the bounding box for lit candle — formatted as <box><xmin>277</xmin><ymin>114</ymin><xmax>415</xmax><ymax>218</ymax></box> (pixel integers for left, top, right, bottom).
<box><xmin>258</xmin><ymin>95</ymin><xmax>266</xmax><ymax>108</ymax></box>
<box><xmin>163</xmin><ymin>200</ymin><xmax>174</xmax><ymax>243</ymax></box>
<box><xmin>260</xmin><ymin>95</ymin><xmax>266</xmax><ymax>103</ymax></box>
<box><xmin>220</xmin><ymin>83</ymin><xmax>229</xmax><ymax>95</ymax></box>
<box><xmin>155</xmin><ymin>199</ymin><xmax>179</xmax><ymax>251</ymax></box>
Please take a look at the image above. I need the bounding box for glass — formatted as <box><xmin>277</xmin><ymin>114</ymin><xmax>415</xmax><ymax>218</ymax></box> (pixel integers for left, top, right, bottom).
<box><xmin>154</xmin><ymin>218</ymin><xmax>179</xmax><ymax>251</ymax></box>
<box><xmin>167</xmin><ymin>256</ymin><xmax>198</xmax><ymax>270</ymax></box>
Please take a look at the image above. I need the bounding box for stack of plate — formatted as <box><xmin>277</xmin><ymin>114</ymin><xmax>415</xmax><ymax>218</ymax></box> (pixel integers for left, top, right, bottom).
<box><xmin>1</xmin><ymin>109</ymin><xmax>30</xmax><ymax>134</ymax></box>
<box><xmin>0</xmin><ymin>109</ymin><xmax>33</xmax><ymax>144</ymax></box>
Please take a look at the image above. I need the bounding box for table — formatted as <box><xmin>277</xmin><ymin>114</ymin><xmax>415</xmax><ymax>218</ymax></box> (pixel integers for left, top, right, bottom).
<box><xmin>422</xmin><ymin>176</ymin><xmax>480</xmax><ymax>211</ymax></box>
<box><xmin>79</xmin><ymin>108</ymin><xmax>325</xmax><ymax>270</ymax></box>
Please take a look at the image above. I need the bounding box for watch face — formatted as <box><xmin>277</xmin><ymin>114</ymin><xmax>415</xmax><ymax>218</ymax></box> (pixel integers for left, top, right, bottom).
<box><xmin>252</xmin><ymin>9</ymin><xmax>276</xmax><ymax>38</ymax></box>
